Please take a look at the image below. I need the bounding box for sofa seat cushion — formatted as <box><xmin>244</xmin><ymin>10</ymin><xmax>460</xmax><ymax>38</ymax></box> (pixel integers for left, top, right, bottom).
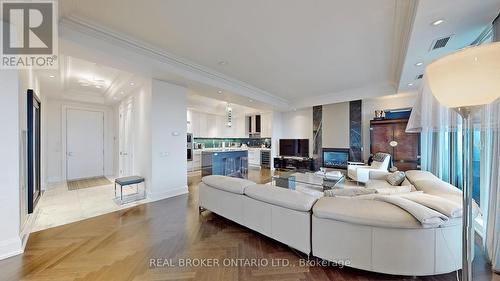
<box><xmin>244</xmin><ymin>184</ymin><xmax>318</xmax><ymax>212</ymax></box>
<box><xmin>201</xmin><ymin>175</ymin><xmax>255</xmax><ymax>194</ymax></box>
<box><xmin>313</xmin><ymin>197</ymin><xmax>422</xmax><ymax>228</ymax></box>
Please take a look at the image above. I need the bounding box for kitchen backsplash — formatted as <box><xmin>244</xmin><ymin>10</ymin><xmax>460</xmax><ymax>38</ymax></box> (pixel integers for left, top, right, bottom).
<box><xmin>194</xmin><ymin>137</ymin><xmax>271</xmax><ymax>149</ymax></box>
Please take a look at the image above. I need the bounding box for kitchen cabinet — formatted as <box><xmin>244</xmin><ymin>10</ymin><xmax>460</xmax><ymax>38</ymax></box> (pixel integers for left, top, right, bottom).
<box><xmin>188</xmin><ymin>150</ymin><xmax>202</xmax><ymax>172</ymax></box>
<box><xmin>188</xmin><ymin>109</ymin><xmax>269</xmax><ymax>138</ymax></box>
<box><xmin>217</xmin><ymin>115</ymin><xmax>231</xmax><ymax>138</ymax></box>
<box><xmin>248</xmin><ymin>148</ymin><xmax>261</xmax><ymax>167</ymax></box>
<box><xmin>206</xmin><ymin>114</ymin><xmax>217</xmax><ymax>137</ymax></box>
<box><xmin>246</xmin><ymin>114</ymin><xmax>261</xmax><ymax>137</ymax></box>
<box><xmin>261</xmin><ymin>112</ymin><xmax>272</xmax><ymax>138</ymax></box>
<box><xmin>235</xmin><ymin>117</ymin><xmax>246</xmax><ymax>138</ymax></box>
<box><xmin>190</xmin><ymin>111</ymin><xmax>202</xmax><ymax>137</ymax></box>
<box><xmin>193</xmin><ymin>150</ymin><xmax>202</xmax><ymax>171</ymax></box>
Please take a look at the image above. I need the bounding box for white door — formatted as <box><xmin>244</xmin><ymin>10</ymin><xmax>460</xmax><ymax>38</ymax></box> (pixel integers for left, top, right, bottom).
<box><xmin>119</xmin><ymin>100</ymin><xmax>134</xmax><ymax>177</ymax></box>
<box><xmin>66</xmin><ymin>109</ymin><xmax>104</xmax><ymax>180</ymax></box>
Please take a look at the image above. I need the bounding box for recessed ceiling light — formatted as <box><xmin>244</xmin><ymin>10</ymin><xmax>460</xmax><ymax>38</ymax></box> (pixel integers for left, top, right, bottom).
<box><xmin>415</xmin><ymin>62</ymin><xmax>423</xmax><ymax>66</ymax></box>
<box><xmin>431</xmin><ymin>19</ymin><xmax>444</xmax><ymax>26</ymax></box>
<box><xmin>218</xmin><ymin>60</ymin><xmax>228</xmax><ymax>65</ymax></box>
<box><xmin>129</xmin><ymin>82</ymin><xmax>135</xmax><ymax>86</ymax></box>
<box><xmin>218</xmin><ymin>90</ymin><xmax>223</xmax><ymax>94</ymax></box>
<box><xmin>408</xmin><ymin>83</ymin><xmax>414</xmax><ymax>86</ymax></box>
<box><xmin>49</xmin><ymin>74</ymin><xmax>55</xmax><ymax>78</ymax></box>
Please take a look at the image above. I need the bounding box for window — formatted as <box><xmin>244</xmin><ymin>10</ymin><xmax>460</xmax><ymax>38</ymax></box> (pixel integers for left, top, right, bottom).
<box><xmin>472</xmin><ymin>129</ymin><xmax>481</xmax><ymax>205</ymax></box>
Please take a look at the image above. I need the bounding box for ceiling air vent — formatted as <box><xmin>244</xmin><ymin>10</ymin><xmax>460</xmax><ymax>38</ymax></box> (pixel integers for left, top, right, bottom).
<box><xmin>416</xmin><ymin>74</ymin><xmax>424</xmax><ymax>80</ymax></box>
<box><xmin>431</xmin><ymin>36</ymin><xmax>452</xmax><ymax>50</ymax></box>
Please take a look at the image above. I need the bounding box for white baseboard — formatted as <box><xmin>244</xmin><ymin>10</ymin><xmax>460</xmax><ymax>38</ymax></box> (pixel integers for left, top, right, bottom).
<box><xmin>0</xmin><ymin>237</ymin><xmax>23</xmax><ymax>260</ymax></box>
<box><xmin>147</xmin><ymin>185</ymin><xmax>188</xmax><ymax>202</ymax></box>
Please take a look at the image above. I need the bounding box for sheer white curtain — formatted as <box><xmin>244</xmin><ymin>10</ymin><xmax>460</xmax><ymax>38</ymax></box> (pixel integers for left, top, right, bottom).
<box><xmin>408</xmin><ymin>76</ymin><xmax>500</xmax><ymax>272</ymax></box>
<box><xmin>406</xmin><ymin>76</ymin><xmax>461</xmax><ymax>134</ymax></box>
<box><xmin>482</xmin><ymin>100</ymin><xmax>500</xmax><ymax>272</ymax></box>
<box><xmin>407</xmin><ymin>77</ymin><xmax>461</xmax><ymax>182</ymax></box>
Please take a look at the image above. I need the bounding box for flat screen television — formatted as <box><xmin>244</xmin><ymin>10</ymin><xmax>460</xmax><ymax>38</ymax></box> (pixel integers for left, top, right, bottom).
<box><xmin>279</xmin><ymin>139</ymin><xmax>309</xmax><ymax>157</ymax></box>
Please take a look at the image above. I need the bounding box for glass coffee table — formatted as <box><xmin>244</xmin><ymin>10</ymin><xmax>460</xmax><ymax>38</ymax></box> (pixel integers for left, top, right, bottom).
<box><xmin>271</xmin><ymin>169</ymin><xmax>345</xmax><ymax>198</ymax></box>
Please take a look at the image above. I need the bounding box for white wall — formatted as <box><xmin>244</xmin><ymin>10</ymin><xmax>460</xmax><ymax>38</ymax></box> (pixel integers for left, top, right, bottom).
<box><xmin>17</xmin><ymin>68</ymin><xmax>44</xmax><ymax>257</ymax></box>
<box><xmin>0</xmin><ymin>70</ymin><xmax>22</xmax><ymax>259</ymax></box>
<box><xmin>149</xmin><ymin>79</ymin><xmax>188</xmax><ymax>201</ymax></box>
<box><xmin>45</xmin><ymin>99</ymin><xmax>115</xmax><ymax>183</ymax></box>
<box><xmin>279</xmin><ymin>108</ymin><xmax>313</xmax><ymax>157</ymax></box>
<box><xmin>361</xmin><ymin>93</ymin><xmax>417</xmax><ymax>160</ymax></box>
<box><xmin>133</xmin><ymin>84</ymin><xmax>152</xmax><ymax>190</ymax></box>
<box><xmin>322</xmin><ymin>102</ymin><xmax>350</xmax><ymax>148</ymax></box>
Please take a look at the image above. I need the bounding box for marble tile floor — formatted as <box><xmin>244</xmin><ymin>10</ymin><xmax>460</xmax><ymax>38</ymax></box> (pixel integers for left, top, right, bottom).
<box><xmin>32</xmin><ymin>178</ymin><xmax>148</xmax><ymax>232</ymax></box>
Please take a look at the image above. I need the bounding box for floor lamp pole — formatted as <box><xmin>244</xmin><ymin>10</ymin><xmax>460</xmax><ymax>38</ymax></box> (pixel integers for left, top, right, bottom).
<box><xmin>456</xmin><ymin>107</ymin><xmax>475</xmax><ymax>281</ymax></box>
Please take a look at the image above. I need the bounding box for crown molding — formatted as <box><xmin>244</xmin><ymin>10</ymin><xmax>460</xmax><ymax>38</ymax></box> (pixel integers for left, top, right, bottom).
<box><xmin>291</xmin><ymin>82</ymin><xmax>397</xmax><ymax>108</ymax></box>
<box><xmin>391</xmin><ymin>0</ymin><xmax>419</xmax><ymax>90</ymax></box>
<box><xmin>59</xmin><ymin>16</ymin><xmax>290</xmax><ymax>110</ymax></box>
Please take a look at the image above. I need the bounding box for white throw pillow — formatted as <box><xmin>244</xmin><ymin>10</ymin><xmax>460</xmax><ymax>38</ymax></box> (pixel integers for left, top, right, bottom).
<box><xmin>386</xmin><ymin>171</ymin><xmax>406</xmax><ymax>186</ymax></box>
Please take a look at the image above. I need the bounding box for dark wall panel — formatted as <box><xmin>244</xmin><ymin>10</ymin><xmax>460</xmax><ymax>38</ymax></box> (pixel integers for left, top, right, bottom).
<box><xmin>349</xmin><ymin>100</ymin><xmax>362</xmax><ymax>162</ymax></box>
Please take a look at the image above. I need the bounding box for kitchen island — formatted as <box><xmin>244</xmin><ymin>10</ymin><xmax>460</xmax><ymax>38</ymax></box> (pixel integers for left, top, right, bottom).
<box><xmin>201</xmin><ymin>149</ymin><xmax>249</xmax><ymax>178</ymax></box>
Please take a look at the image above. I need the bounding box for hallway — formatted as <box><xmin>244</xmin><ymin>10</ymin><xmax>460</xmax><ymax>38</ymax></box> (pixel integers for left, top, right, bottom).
<box><xmin>33</xmin><ymin>179</ymin><xmax>148</xmax><ymax>232</ymax></box>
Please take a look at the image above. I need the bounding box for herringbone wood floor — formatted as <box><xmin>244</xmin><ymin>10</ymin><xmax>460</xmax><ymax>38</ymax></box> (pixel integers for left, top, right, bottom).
<box><xmin>0</xmin><ymin>169</ymin><xmax>497</xmax><ymax>281</ymax></box>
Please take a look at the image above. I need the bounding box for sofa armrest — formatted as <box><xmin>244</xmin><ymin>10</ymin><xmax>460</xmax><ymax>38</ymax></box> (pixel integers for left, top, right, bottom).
<box><xmin>355</xmin><ymin>167</ymin><xmax>374</xmax><ymax>183</ymax></box>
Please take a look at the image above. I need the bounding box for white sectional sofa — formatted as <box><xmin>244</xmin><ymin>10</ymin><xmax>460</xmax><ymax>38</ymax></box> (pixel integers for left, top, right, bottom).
<box><xmin>198</xmin><ymin>171</ymin><xmax>472</xmax><ymax>276</ymax></box>
<box><xmin>198</xmin><ymin>175</ymin><xmax>317</xmax><ymax>254</ymax></box>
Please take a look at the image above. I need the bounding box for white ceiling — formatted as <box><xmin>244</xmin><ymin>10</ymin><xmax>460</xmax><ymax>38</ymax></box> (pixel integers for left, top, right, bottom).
<box><xmin>399</xmin><ymin>0</ymin><xmax>500</xmax><ymax>92</ymax></box>
<box><xmin>37</xmin><ymin>53</ymin><xmax>271</xmax><ymax>112</ymax></box>
<box><xmin>187</xmin><ymin>93</ymin><xmax>265</xmax><ymax>117</ymax></box>
<box><xmin>59</xmin><ymin>0</ymin><xmax>415</xmax><ymax>104</ymax></box>
<box><xmin>55</xmin><ymin>0</ymin><xmax>500</xmax><ymax>109</ymax></box>
<box><xmin>37</xmin><ymin>55</ymin><xmax>144</xmax><ymax>104</ymax></box>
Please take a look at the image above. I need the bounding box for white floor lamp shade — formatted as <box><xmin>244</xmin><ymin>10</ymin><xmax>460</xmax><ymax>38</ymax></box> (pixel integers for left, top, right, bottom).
<box><xmin>425</xmin><ymin>42</ymin><xmax>500</xmax><ymax>281</ymax></box>
<box><xmin>427</xmin><ymin>42</ymin><xmax>500</xmax><ymax>108</ymax></box>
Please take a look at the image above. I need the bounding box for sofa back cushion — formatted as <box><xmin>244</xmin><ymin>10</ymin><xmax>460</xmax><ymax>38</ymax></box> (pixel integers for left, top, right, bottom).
<box><xmin>366</xmin><ymin>179</ymin><xmax>416</xmax><ymax>193</ymax></box>
<box><xmin>411</xmin><ymin>179</ymin><xmax>462</xmax><ymax>197</ymax></box>
<box><xmin>244</xmin><ymin>184</ymin><xmax>317</xmax><ymax>212</ymax></box>
<box><xmin>372</xmin><ymin>152</ymin><xmax>390</xmax><ymax>162</ymax></box>
<box><xmin>202</xmin><ymin>175</ymin><xmax>255</xmax><ymax>194</ymax></box>
<box><xmin>405</xmin><ymin>170</ymin><xmax>438</xmax><ymax>183</ymax></box>
<box><xmin>313</xmin><ymin>197</ymin><xmax>422</xmax><ymax>228</ymax></box>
